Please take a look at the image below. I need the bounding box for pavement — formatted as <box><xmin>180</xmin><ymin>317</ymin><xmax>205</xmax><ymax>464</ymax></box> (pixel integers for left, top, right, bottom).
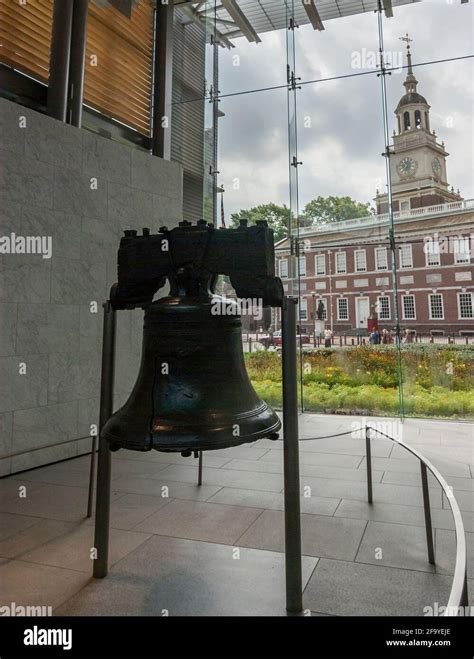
<box><xmin>0</xmin><ymin>413</ymin><xmax>472</xmax><ymax>616</ymax></box>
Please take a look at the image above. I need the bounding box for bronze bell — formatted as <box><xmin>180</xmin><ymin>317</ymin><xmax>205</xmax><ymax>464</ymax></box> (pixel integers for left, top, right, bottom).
<box><xmin>102</xmin><ymin>221</ymin><xmax>283</xmax><ymax>454</ymax></box>
<box><xmin>102</xmin><ymin>291</ymin><xmax>281</xmax><ymax>453</ymax></box>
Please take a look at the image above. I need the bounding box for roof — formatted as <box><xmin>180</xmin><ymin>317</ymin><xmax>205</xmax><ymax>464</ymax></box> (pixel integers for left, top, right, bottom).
<box><xmin>396</xmin><ymin>91</ymin><xmax>429</xmax><ymax>108</ymax></box>
<box><xmin>175</xmin><ymin>0</ymin><xmax>422</xmax><ymax>45</ymax></box>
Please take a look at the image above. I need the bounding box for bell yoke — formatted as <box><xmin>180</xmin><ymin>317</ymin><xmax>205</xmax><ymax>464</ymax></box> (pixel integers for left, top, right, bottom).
<box><xmin>102</xmin><ymin>219</ymin><xmax>284</xmax><ymax>454</ymax></box>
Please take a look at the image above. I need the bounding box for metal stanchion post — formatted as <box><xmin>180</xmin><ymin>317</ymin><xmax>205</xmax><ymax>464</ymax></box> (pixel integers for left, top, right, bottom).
<box><xmin>86</xmin><ymin>433</ymin><xmax>97</xmax><ymax>518</ymax></box>
<box><xmin>281</xmin><ymin>296</ymin><xmax>303</xmax><ymax>614</ymax></box>
<box><xmin>420</xmin><ymin>462</ymin><xmax>435</xmax><ymax>565</ymax></box>
<box><xmin>93</xmin><ymin>299</ymin><xmax>117</xmax><ymax>578</ymax></box>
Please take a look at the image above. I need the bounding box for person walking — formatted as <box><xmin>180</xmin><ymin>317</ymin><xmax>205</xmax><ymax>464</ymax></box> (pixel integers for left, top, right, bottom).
<box><xmin>324</xmin><ymin>328</ymin><xmax>333</xmax><ymax>348</ymax></box>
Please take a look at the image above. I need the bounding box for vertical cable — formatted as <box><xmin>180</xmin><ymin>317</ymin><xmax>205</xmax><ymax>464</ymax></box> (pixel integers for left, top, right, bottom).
<box><xmin>376</xmin><ymin>1</ymin><xmax>405</xmax><ymax>419</ymax></box>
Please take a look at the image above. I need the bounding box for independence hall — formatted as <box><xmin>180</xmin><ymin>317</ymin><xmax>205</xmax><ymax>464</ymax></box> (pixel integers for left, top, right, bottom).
<box><xmin>275</xmin><ymin>44</ymin><xmax>474</xmax><ymax>338</ymax></box>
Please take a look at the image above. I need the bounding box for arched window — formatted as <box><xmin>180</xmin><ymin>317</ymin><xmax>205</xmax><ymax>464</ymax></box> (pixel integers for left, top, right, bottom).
<box><xmin>403</xmin><ymin>112</ymin><xmax>411</xmax><ymax>131</ymax></box>
<box><xmin>425</xmin><ymin>112</ymin><xmax>430</xmax><ymax>131</ymax></box>
<box><xmin>415</xmin><ymin>110</ymin><xmax>422</xmax><ymax>129</ymax></box>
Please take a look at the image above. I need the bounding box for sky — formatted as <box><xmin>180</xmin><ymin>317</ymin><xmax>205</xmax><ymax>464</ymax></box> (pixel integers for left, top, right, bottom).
<box><xmin>216</xmin><ymin>0</ymin><xmax>474</xmax><ymax>219</ymax></box>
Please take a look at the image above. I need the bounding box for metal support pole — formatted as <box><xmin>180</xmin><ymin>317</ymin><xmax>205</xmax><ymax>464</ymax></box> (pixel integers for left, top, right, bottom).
<box><xmin>420</xmin><ymin>462</ymin><xmax>435</xmax><ymax>565</ymax></box>
<box><xmin>281</xmin><ymin>296</ymin><xmax>303</xmax><ymax>614</ymax></box>
<box><xmin>93</xmin><ymin>300</ymin><xmax>117</xmax><ymax>578</ymax></box>
<box><xmin>365</xmin><ymin>426</ymin><xmax>373</xmax><ymax>504</ymax></box>
<box><xmin>68</xmin><ymin>0</ymin><xmax>89</xmax><ymax>127</ymax></box>
<box><xmin>151</xmin><ymin>0</ymin><xmax>174</xmax><ymax>159</ymax></box>
<box><xmin>86</xmin><ymin>433</ymin><xmax>98</xmax><ymax>518</ymax></box>
<box><xmin>47</xmin><ymin>0</ymin><xmax>74</xmax><ymax>121</ymax></box>
<box><xmin>197</xmin><ymin>451</ymin><xmax>203</xmax><ymax>486</ymax></box>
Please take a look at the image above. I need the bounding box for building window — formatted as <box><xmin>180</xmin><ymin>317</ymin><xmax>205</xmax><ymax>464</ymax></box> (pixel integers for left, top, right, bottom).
<box><xmin>375</xmin><ymin>247</ymin><xmax>388</xmax><ymax>271</ymax></box>
<box><xmin>400</xmin><ymin>200</ymin><xmax>411</xmax><ymax>212</ymax></box>
<box><xmin>403</xmin><ymin>111</ymin><xmax>411</xmax><ymax>131</ymax></box>
<box><xmin>315</xmin><ymin>254</ymin><xmax>326</xmax><ymax>276</ymax></box>
<box><xmin>335</xmin><ymin>252</ymin><xmax>347</xmax><ymax>274</ymax></box>
<box><xmin>354</xmin><ymin>250</ymin><xmax>367</xmax><ymax>272</ymax></box>
<box><xmin>399</xmin><ymin>244</ymin><xmax>413</xmax><ymax>269</ymax></box>
<box><xmin>298</xmin><ymin>256</ymin><xmax>306</xmax><ymax>277</ymax></box>
<box><xmin>377</xmin><ymin>296</ymin><xmax>391</xmax><ymax>320</ymax></box>
<box><xmin>426</xmin><ymin>241</ymin><xmax>441</xmax><ymax>266</ymax></box>
<box><xmin>458</xmin><ymin>292</ymin><xmax>474</xmax><ymax>319</ymax></box>
<box><xmin>402</xmin><ymin>295</ymin><xmax>416</xmax><ymax>320</ymax></box>
<box><xmin>337</xmin><ymin>298</ymin><xmax>349</xmax><ymax>321</ymax></box>
<box><xmin>429</xmin><ymin>294</ymin><xmax>444</xmax><ymax>320</ymax></box>
<box><xmin>279</xmin><ymin>259</ymin><xmax>288</xmax><ymax>278</ymax></box>
<box><xmin>415</xmin><ymin>110</ymin><xmax>422</xmax><ymax>129</ymax></box>
<box><xmin>300</xmin><ymin>298</ymin><xmax>308</xmax><ymax>321</ymax></box>
<box><xmin>454</xmin><ymin>238</ymin><xmax>470</xmax><ymax>264</ymax></box>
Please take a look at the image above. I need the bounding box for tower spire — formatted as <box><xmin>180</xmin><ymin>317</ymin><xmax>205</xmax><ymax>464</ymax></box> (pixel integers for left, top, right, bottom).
<box><xmin>399</xmin><ymin>33</ymin><xmax>417</xmax><ymax>94</ymax></box>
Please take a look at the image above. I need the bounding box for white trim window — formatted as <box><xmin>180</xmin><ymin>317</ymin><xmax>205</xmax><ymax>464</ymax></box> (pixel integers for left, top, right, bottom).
<box><xmin>429</xmin><ymin>293</ymin><xmax>444</xmax><ymax>320</ymax></box>
<box><xmin>375</xmin><ymin>247</ymin><xmax>388</xmax><ymax>271</ymax></box>
<box><xmin>315</xmin><ymin>253</ymin><xmax>326</xmax><ymax>276</ymax></box>
<box><xmin>298</xmin><ymin>255</ymin><xmax>306</xmax><ymax>277</ymax></box>
<box><xmin>300</xmin><ymin>297</ymin><xmax>308</xmax><ymax>321</ymax></box>
<box><xmin>454</xmin><ymin>238</ymin><xmax>470</xmax><ymax>264</ymax></box>
<box><xmin>399</xmin><ymin>244</ymin><xmax>413</xmax><ymax>269</ymax></box>
<box><xmin>425</xmin><ymin>240</ymin><xmax>441</xmax><ymax>266</ymax></box>
<box><xmin>279</xmin><ymin>259</ymin><xmax>288</xmax><ymax>278</ymax></box>
<box><xmin>458</xmin><ymin>292</ymin><xmax>474</xmax><ymax>319</ymax></box>
<box><xmin>335</xmin><ymin>251</ymin><xmax>347</xmax><ymax>274</ymax></box>
<box><xmin>402</xmin><ymin>294</ymin><xmax>416</xmax><ymax>320</ymax></box>
<box><xmin>337</xmin><ymin>297</ymin><xmax>349</xmax><ymax>321</ymax></box>
<box><xmin>354</xmin><ymin>249</ymin><xmax>367</xmax><ymax>272</ymax></box>
<box><xmin>377</xmin><ymin>296</ymin><xmax>391</xmax><ymax>320</ymax></box>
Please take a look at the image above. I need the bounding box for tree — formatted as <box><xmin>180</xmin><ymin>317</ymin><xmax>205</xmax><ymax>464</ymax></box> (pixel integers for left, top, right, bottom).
<box><xmin>301</xmin><ymin>196</ymin><xmax>373</xmax><ymax>226</ymax></box>
<box><xmin>230</xmin><ymin>203</ymin><xmax>292</xmax><ymax>243</ymax></box>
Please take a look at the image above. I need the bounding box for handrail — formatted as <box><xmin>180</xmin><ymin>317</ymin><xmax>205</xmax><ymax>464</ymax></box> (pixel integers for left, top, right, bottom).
<box><xmin>297</xmin><ymin>425</ymin><xmax>469</xmax><ymax>615</ymax></box>
<box><xmin>365</xmin><ymin>425</ymin><xmax>469</xmax><ymax>616</ymax></box>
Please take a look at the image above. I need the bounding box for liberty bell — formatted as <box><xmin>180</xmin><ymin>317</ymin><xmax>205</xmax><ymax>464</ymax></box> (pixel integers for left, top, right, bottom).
<box><xmin>102</xmin><ymin>220</ymin><xmax>284</xmax><ymax>454</ymax></box>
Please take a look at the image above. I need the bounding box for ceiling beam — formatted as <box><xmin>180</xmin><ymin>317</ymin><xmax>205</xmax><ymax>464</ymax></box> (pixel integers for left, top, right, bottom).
<box><xmin>383</xmin><ymin>0</ymin><xmax>394</xmax><ymax>18</ymax></box>
<box><xmin>221</xmin><ymin>0</ymin><xmax>261</xmax><ymax>43</ymax></box>
<box><xmin>301</xmin><ymin>0</ymin><xmax>325</xmax><ymax>31</ymax></box>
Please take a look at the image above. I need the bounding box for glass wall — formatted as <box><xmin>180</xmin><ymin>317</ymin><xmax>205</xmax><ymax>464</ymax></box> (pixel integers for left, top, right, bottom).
<box><xmin>172</xmin><ymin>0</ymin><xmax>474</xmax><ymax>421</ymax></box>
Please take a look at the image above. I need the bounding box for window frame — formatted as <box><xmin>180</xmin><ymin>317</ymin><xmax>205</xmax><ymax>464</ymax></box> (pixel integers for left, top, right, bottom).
<box><xmin>458</xmin><ymin>292</ymin><xmax>474</xmax><ymax>319</ymax></box>
<box><xmin>377</xmin><ymin>295</ymin><xmax>391</xmax><ymax>320</ymax></box>
<box><xmin>375</xmin><ymin>246</ymin><xmax>388</xmax><ymax>271</ymax></box>
<box><xmin>298</xmin><ymin>255</ymin><xmax>307</xmax><ymax>277</ymax></box>
<box><xmin>337</xmin><ymin>297</ymin><xmax>349</xmax><ymax>321</ymax></box>
<box><xmin>402</xmin><ymin>294</ymin><xmax>416</xmax><ymax>320</ymax></box>
<box><xmin>425</xmin><ymin>241</ymin><xmax>441</xmax><ymax>267</ymax></box>
<box><xmin>335</xmin><ymin>251</ymin><xmax>347</xmax><ymax>274</ymax></box>
<box><xmin>279</xmin><ymin>258</ymin><xmax>288</xmax><ymax>278</ymax></box>
<box><xmin>454</xmin><ymin>238</ymin><xmax>471</xmax><ymax>265</ymax></box>
<box><xmin>354</xmin><ymin>249</ymin><xmax>367</xmax><ymax>273</ymax></box>
<box><xmin>399</xmin><ymin>244</ymin><xmax>413</xmax><ymax>269</ymax></box>
<box><xmin>429</xmin><ymin>293</ymin><xmax>444</xmax><ymax>321</ymax></box>
<box><xmin>315</xmin><ymin>253</ymin><xmax>326</xmax><ymax>276</ymax></box>
<box><xmin>300</xmin><ymin>297</ymin><xmax>308</xmax><ymax>321</ymax></box>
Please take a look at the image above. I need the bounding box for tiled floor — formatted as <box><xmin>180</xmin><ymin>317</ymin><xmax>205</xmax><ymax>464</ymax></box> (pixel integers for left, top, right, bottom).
<box><xmin>0</xmin><ymin>414</ymin><xmax>472</xmax><ymax>616</ymax></box>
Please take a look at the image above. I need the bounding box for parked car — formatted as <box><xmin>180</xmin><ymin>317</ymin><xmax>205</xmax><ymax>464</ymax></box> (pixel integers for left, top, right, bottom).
<box><xmin>260</xmin><ymin>330</ymin><xmax>311</xmax><ymax>349</ymax></box>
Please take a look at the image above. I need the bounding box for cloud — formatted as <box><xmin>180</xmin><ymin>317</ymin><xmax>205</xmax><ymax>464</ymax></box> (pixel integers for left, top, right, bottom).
<box><xmin>217</xmin><ymin>0</ymin><xmax>473</xmax><ymax>217</ymax></box>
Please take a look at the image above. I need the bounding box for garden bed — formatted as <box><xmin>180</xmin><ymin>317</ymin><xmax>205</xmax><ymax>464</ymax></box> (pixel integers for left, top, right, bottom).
<box><xmin>246</xmin><ymin>345</ymin><xmax>474</xmax><ymax>419</ymax></box>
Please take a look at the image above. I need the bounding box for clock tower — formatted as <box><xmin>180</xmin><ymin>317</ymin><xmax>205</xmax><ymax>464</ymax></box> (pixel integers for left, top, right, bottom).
<box><xmin>376</xmin><ymin>36</ymin><xmax>462</xmax><ymax>214</ymax></box>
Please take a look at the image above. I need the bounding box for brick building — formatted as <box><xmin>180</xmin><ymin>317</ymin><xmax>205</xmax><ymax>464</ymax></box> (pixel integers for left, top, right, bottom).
<box><xmin>275</xmin><ymin>43</ymin><xmax>474</xmax><ymax>337</ymax></box>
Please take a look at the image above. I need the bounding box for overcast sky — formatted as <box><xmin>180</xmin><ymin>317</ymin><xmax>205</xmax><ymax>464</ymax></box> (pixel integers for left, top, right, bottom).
<box><xmin>216</xmin><ymin>0</ymin><xmax>473</xmax><ymax>218</ymax></box>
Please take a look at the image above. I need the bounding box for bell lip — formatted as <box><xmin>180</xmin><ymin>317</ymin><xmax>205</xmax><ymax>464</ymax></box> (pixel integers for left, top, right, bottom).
<box><xmin>103</xmin><ymin>417</ymin><xmax>282</xmax><ymax>453</ymax></box>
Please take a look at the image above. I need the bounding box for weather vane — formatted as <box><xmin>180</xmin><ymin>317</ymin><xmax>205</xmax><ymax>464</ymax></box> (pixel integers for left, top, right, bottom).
<box><xmin>399</xmin><ymin>33</ymin><xmax>413</xmax><ymax>49</ymax></box>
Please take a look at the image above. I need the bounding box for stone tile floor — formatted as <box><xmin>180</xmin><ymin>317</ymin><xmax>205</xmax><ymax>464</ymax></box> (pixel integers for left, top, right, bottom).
<box><xmin>0</xmin><ymin>414</ymin><xmax>472</xmax><ymax>616</ymax></box>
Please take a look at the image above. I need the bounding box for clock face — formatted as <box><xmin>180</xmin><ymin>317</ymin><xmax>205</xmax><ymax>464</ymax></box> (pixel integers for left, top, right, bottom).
<box><xmin>397</xmin><ymin>157</ymin><xmax>417</xmax><ymax>178</ymax></box>
<box><xmin>432</xmin><ymin>158</ymin><xmax>441</xmax><ymax>177</ymax></box>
